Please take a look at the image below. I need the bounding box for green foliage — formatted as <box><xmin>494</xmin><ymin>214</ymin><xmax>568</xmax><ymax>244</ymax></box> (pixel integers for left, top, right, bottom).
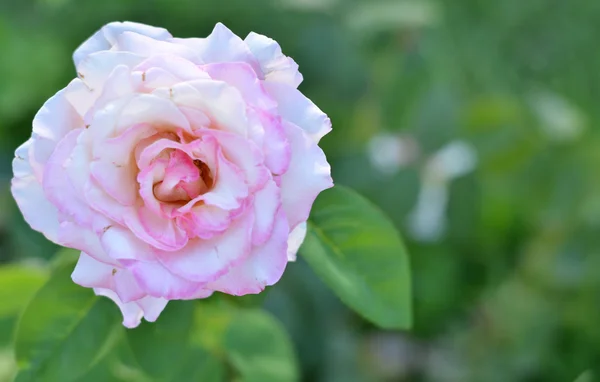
<box><xmin>224</xmin><ymin>308</ymin><xmax>299</xmax><ymax>382</ymax></box>
<box><xmin>126</xmin><ymin>301</ymin><xmax>195</xmax><ymax>381</ymax></box>
<box><xmin>302</xmin><ymin>186</ymin><xmax>412</xmax><ymax>329</ymax></box>
<box><xmin>14</xmin><ymin>262</ymin><xmax>122</xmax><ymax>382</ymax></box>
<box><xmin>0</xmin><ymin>265</ymin><xmax>47</xmax><ymax>319</ymax></box>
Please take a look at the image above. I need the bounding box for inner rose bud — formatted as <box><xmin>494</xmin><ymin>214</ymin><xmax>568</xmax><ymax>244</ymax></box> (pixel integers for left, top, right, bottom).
<box><xmin>152</xmin><ymin>150</ymin><xmax>212</xmax><ymax>203</ymax></box>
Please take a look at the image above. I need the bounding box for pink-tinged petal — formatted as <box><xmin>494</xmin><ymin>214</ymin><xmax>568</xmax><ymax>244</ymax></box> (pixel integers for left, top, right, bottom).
<box><xmin>88</xmin><ymin>93</ymin><xmax>190</xmax><ymax>146</ymax></box>
<box><xmin>42</xmin><ymin>129</ymin><xmax>98</xmax><ymax>227</ymax></box>
<box><xmin>90</xmin><ymin>160</ymin><xmax>138</xmax><ymax>206</ymax></box>
<box><xmin>58</xmin><ymin>222</ymin><xmax>116</xmax><ymax>265</ymax></box>
<box><xmin>100</xmin><ymin>225</ymin><xmax>155</xmax><ymax>262</ymax></box>
<box><xmin>90</xmin><ymin>124</ymin><xmax>156</xmax><ymax>208</ymax></box>
<box><xmin>156</xmin><ymin>210</ymin><xmax>254</xmax><ymax>283</ymax></box>
<box><xmin>134</xmin><ymin>54</ymin><xmax>210</xmax><ymax>86</ymax></box>
<box><xmin>134</xmin><ymin>296</ymin><xmax>168</xmax><ymax>322</ymax></box>
<box><xmin>127</xmin><ymin>260</ymin><xmax>203</xmax><ymax>299</ymax></box>
<box><xmin>30</xmin><ymin>89</ymin><xmax>83</xmax><ymax>181</ymax></box>
<box><xmin>203</xmin><ymin>62</ymin><xmax>277</xmax><ymax>110</ymax></box>
<box><xmin>136</xmin><ymin>206</ymin><xmax>189</xmax><ymax>251</ymax></box>
<box><xmin>263</xmin><ymin>81</ymin><xmax>332</xmax><ymax>143</ymax></box>
<box><xmin>177</xmin><ymin>205</ymin><xmax>231</xmax><ymax>239</ymax></box>
<box><xmin>206</xmin><ymin>209</ymin><xmax>289</xmax><ymax>295</ymax></box>
<box><xmin>11</xmin><ymin>140</ymin><xmax>60</xmax><ymax>243</ymax></box>
<box><xmin>94</xmin><ymin>288</ymin><xmax>144</xmax><ymax>328</ymax></box>
<box><xmin>286</xmin><ymin>222</ymin><xmax>307</xmax><ymax>261</ymax></box>
<box><xmin>174</xmin><ymin>23</ymin><xmax>260</xmax><ymax>72</ymax></box>
<box><xmin>63</xmin><ymin>78</ymin><xmax>97</xmax><ymax>118</ymax></box>
<box><xmin>115</xmin><ymin>32</ymin><xmax>200</xmax><ymax>62</ymax></box>
<box><xmin>153</xmin><ymin>79</ymin><xmax>248</xmax><ymax>137</ymax></box>
<box><xmin>280</xmin><ymin>122</ymin><xmax>333</xmax><ymax>229</ymax></box>
<box><xmin>252</xmin><ymin>179</ymin><xmax>281</xmax><ymax>246</ymax></box>
<box><xmin>179</xmin><ymin>147</ymin><xmax>248</xmax><ymax>211</ymax></box>
<box><xmin>75</xmin><ymin>51</ymin><xmax>145</xmax><ymax>94</ymax></box>
<box><xmin>73</xmin><ymin>21</ymin><xmax>172</xmax><ymax>66</ymax></box>
<box><xmin>85</xmin><ymin>65</ymin><xmax>136</xmax><ymax>118</ymax></box>
<box><xmin>178</xmin><ymin>106</ymin><xmax>212</xmax><ymax>132</ymax></box>
<box><xmin>72</xmin><ymin>252</ymin><xmax>146</xmax><ymax>303</ymax></box>
<box><xmin>72</xmin><ymin>252</ymin><xmax>113</xmax><ymax>289</ymax></box>
<box><xmin>245</xmin><ymin>32</ymin><xmax>303</xmax><ymax>87</ymax></box>
<box><xmin>207</xmin><ymin>130</ymin><xmax>269</xmax><ymax>192</ymax></box>
<box><xmin>89</xmin><ymin>165</ymin><xmax>136</xmax><ymax>210</ymax></box>
<box><xmin>137</xmin><ymin>158</ymin><xmax>169</xmax><ymax>218</ymax></box>
<box><xmin>249</xmin><ymin>109</ymin><xmax>290</xmax><ymax>175</ymax></box>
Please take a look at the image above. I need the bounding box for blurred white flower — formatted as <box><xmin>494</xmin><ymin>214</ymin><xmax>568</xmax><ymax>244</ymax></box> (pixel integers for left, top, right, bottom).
<box><xmin>529</xmin><ymin>90</ymin><xmax>586</xmax><ymax>143</ymax></box>
<box><xmin>425</xmin><ymin>141</ymin><xmax>478</xmax><ymax>182</ymax></box>
<box><xmin>409</xmin><ymin>141</ymin><xmax>477</xmax><ymax>242</ymax></box>
<box><xmin>367</xmin><ymin>133</ymin><xmax>419</xmax><ymax>175</ymax></box>
<box><xmin>407</xmin><ymin>182</ymin><xmax>448</xmax><ymax>242</ymax></box>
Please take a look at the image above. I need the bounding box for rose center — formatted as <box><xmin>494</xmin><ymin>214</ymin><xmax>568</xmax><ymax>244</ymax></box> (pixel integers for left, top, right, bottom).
<box><xmin>152</xmin><ymin>150</ymin><xmax>213</xmax><ymax>203</ymax></box>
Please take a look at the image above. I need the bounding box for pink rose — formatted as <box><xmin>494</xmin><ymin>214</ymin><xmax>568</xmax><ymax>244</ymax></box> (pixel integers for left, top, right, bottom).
<box><xmin>11</xmin><ymin>22</ymin><xmax>332</xmax><ymax>328</ymax></box>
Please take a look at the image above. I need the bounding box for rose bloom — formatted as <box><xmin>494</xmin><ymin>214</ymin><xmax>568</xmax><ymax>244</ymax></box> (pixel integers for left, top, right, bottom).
<box><xmin>11</xmin><ymin>22</ymin><xmax>332</xmax><ymax>328</ymax></box>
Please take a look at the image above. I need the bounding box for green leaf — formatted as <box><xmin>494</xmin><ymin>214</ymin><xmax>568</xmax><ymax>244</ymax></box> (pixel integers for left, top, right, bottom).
<box><xmin>224</xmin><ymin>309</ymin><xmax>299</xmax><ymax>382</ymax></box>
<box><xmin>0</xmin><ymin>264</ymin><xmax>47</xmax><ymax>319</ymax></box>
<box><xmin>14</xmin><ymin>261</ymin><xmax>122</xmax><ymax>382</ymax></box>
<box><xmin>170</xmin><ymin>347</ymin><xmax>225</xmax><ymax>382</ymax></box>
<box><xmin>126</xmin><ymin>301</ymin><xmax>194</xmax><ymax>381</ymax></box>
<box><xmin>301</xmin><ymin>185</ymin><xmax>412</xmax><ymax>329</ymax></box>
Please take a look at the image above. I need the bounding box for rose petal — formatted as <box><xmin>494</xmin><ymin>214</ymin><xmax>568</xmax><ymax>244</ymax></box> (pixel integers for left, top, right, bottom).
<box><xmin>156</xmin><ymin>210</ymin><xmax>254</xmax><ymax>283</ymax></box>
<box><xmin>30</xmin><ymin>88</ymin><xmax>83</xmax><ymax>181</ymax></box>
<box><xmin>127</xmin><ymin>260</ymin><xmax>203</xmax><ymax>299</ymax></box>
<box><xmin>203</xmin><ymin>62</ymin><xmax>277</xmax><ymax>110</ymax></box>
<box><xmin>280</xmin><ymin>122</ymin><xmax>333</xmax><ymax>230</ymax></box>
<box><xmin>72</xmin><ymin>252</ymin><xmax>145</xmax><ymax>303</ymax></box>
<box><xmin>115</xmin><ymin>31</ymin><xmax>200</xmax><ymax>62</ymax></box>
<box><xmin>206</xmin><ymin>208</ymin><xmax>289</xmax><ymax>295</ymax></box>
<box><xmin>94</xmin><ymin>288</ymin><xmax>144</xmax><ymax>328</ymax></box>
<box><xmin>245</xmin><ymin>32</ymin><xmax>303</xmax><ymax>87</ymax></box>
<box><xmin>286</xmin><ymin>222</ymin><xmax>307</xmax><ymax>261</ymax></box>
<box><xmin>251</xmin><ymin>179</ymin><xmax>281</xmax><ymax>246</ymax></box>
<box><xmin>11</xmin><ymin>140</ymin><xmax>61</xmax><ymax>243</ymax></box>
<box><xmin>154</xmin><ymin>79</ymin><xmax>248</xmax><ymax>137</ymax></box>
<box><xmin>174</xmin><ymin>23</ymin><xmax>260</xmax><ymax>73</ymax></box>
<box><xmin>73</xmin><ymin>21</ymin><xmax>172</xmax><ymax>66</ymax></box>
<box><xmin>263</xmin><ymin>81</ymin><xmax>332</xmax><ymax>143</ymax></box>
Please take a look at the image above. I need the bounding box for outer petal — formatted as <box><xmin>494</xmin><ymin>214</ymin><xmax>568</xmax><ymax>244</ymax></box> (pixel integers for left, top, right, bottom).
<box><xmin>203</xmin><ymin>62</ymin><xmax>277</xmax><ymax>110</ymax></box>
<box><xmin>72</xmin><ymin>252</ymin><xmax>145</xmax><ymax>303</ymax></box>
<box><xmin>174</xmin><ymin>23</ymin><xmax>260</xmax><ymax>73</ymax></box>
<box><xmin>286</xmin><ymin>222</ymin><xmax>307</xmax><ymax>261</ymax></box>
<box><xmin>127</xmin><ymin>260</ymin><xmax>203</xmax><ymax>300</ymax></box>
<box><xmin>11</xmin><ymin>140</ymin><xmax>60</xmax><ymax>243</ymax></box>
<box><xmin>156</xmin><ymin>210</ymin><xmax>254</xmax><ymax>283</ymax></box>
<box><xmin>74</xmin><ymin>51</ymin><xmax>144</xmax><ymax>97</ymax></box>
<box><xmin>245</xmin><ymin>32</ymin><xmax>303</xmax><ymax>87</ymax></box>
<box><xmin>153</xmin><ymin>79</ymin><xmax>248</xmax><ymax>137</ymax></box>
<box><xmin>100</xmin><ymin>225</ymin><xmax>155</xmax><ymax>262</ymax></box>
<box><xmin>263</xmin><ymin>81</ymin><xmax>332</xmax><ymax>143</ymax></box>
<box><xmin>280</xmin><ymin>122</ymin><xmax>333</xmax><ymax>230</ymax></box>
<box><xmin>115</xmin><ymin>32</ymin><xmax>200</xmax><ymax>63</ymax></box>
<box><xmin>73</xmin><ymin>21</ymin><xmax>172</xmax><ymax>66</ymax></box>
<box><xmin>43</xmin><ymin>129</ymin><xmax>98</xmax><ymax>227</ymax></box>
<box><xmin>94</xmin><ymin>288</ymin><xmax>168</xmax><ymax>328</ymax></box>
<box><xmin>94</xmin><ymin>288</ymin><xmax>144</xmax><ymax>328</ymax></box>
<box><xmin>206</xmin><ymin>208</ymin><xmax>289</xmax><ymax>295</ymax></box>
<box><xmin>30</xmin><ymin>88</ymin><xmax>83</xmax><ymax>181</ymax></box>
<box><xmin>252</xmin><ymin>179</ymin><xmax>281</xmax><ymax>246</ymax></box>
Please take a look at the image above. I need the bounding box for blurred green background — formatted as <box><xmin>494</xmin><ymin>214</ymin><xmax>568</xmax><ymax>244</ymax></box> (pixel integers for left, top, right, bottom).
<box><xmin>1</xmin><ymin>0</ymin><xmax>600</xmax><ymax>381</ymax></box>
